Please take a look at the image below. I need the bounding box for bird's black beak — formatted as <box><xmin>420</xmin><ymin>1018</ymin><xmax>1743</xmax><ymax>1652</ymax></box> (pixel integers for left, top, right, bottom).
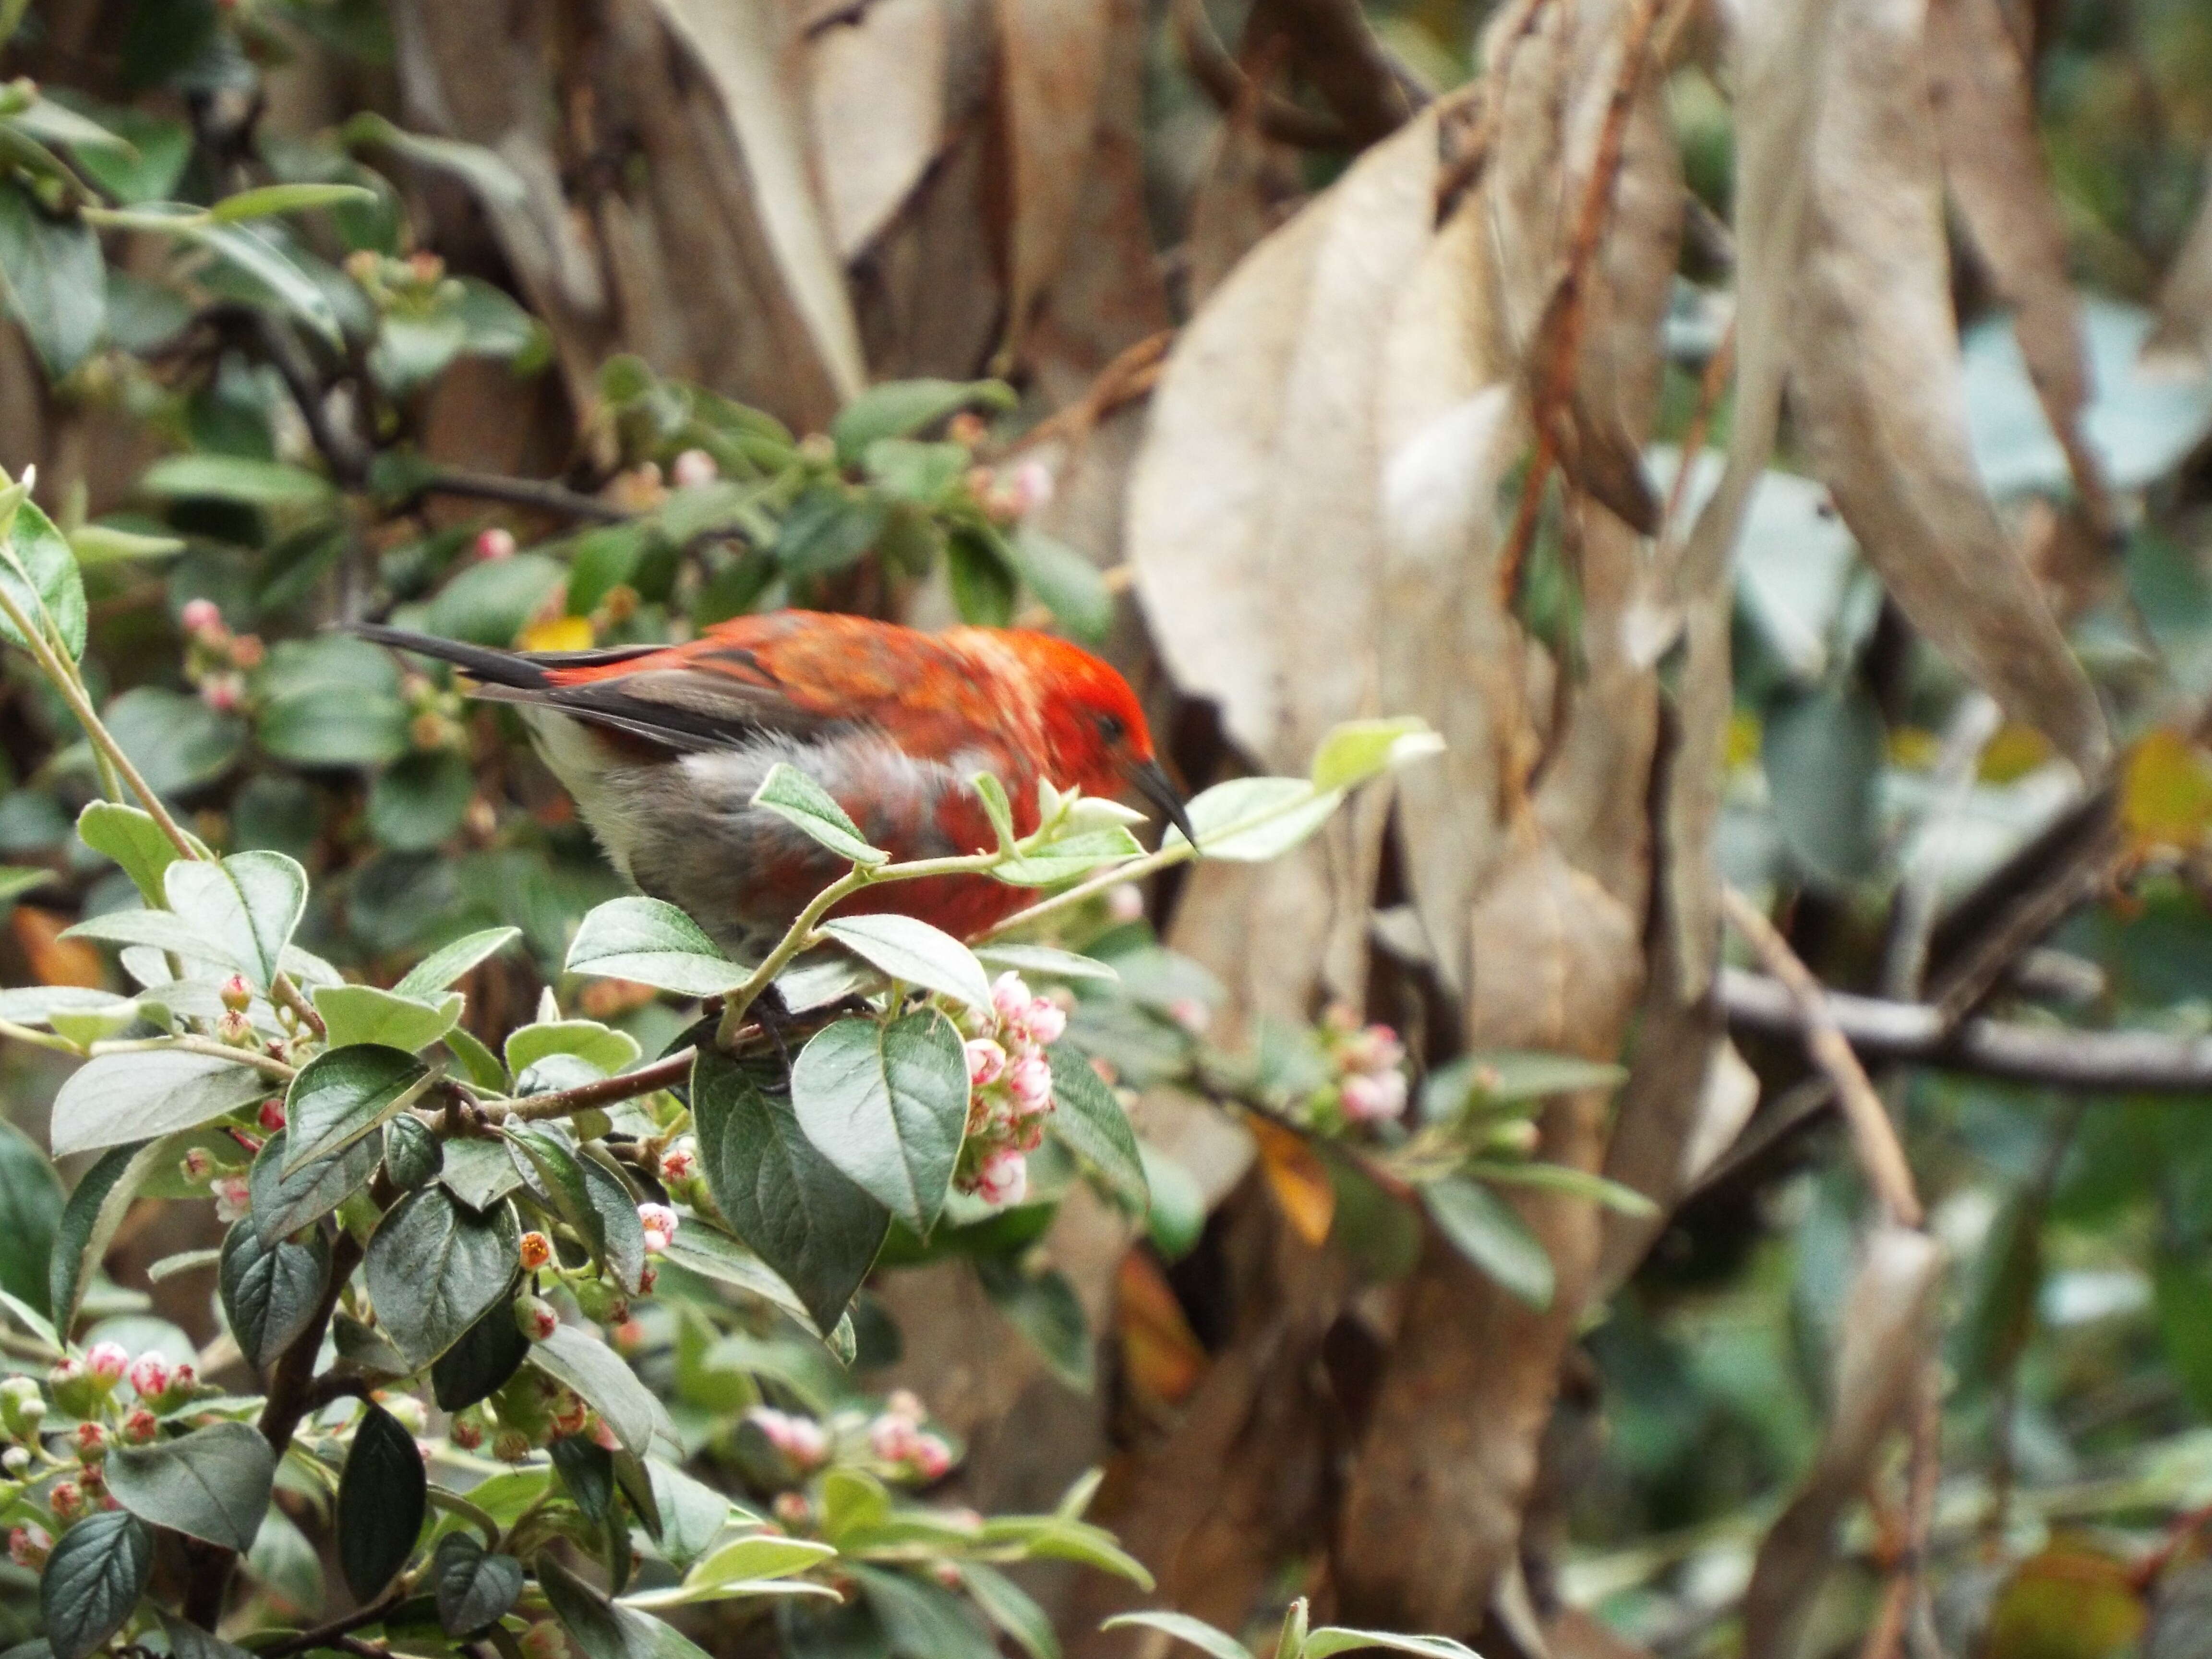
<box><xmin>1129</xmin><ymin>758</ymin><xmax>1197</xmax><ymax>847</ymax></box>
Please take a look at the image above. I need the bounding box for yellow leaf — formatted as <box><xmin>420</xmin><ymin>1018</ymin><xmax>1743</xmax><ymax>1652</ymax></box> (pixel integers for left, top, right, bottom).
<box><xmin>1980</xmin><ymin>722</ymin><xmax>2056</xmax><ymax>783</ymax></box>
<box><xmin>1985</xmin><ymin>1546</ymin><xmax>2144</xmax><ymax>1659</ymax></box>
<box><xmin>12</xmin><ymin>906</ymin><xmax>103</xmax><ymax>988</ymax></box>
<box><xmin>1116</xmin><ymin>1251</ymin><xmax>1208</xmax><ymax>1406</ymax></box>
<box><xmin>520</xmin><ymin>614</ymin><xmax>594</xmax><ymax>653</ymax></box>
<box><xmin>2121</xmin><ymin>727</ymin><xmax>2212</xmax><ymax>854</ymax></box>
<box><xmin>1250</xmin><ymin>1116</ymin><xmax>1335</xmax><ymax>1247</ymax></box>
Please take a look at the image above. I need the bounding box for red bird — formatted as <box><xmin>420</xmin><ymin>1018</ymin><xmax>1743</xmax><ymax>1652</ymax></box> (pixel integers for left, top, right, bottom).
<box><xmin>353</xmin><ymin>613</ymin><xmax>1188</xmax><ymax>960</ymax></box>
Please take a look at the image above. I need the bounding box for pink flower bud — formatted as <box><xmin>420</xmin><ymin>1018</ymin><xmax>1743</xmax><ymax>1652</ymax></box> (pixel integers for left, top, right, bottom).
<box><xmin>216</xmin><ymin>1009</ymin><xmax>255</xmax><ymax>1047</ymax></box>
<box><xmin>974</xmin><ymin>1147</ymin><xmax>1027</xmax><ymax>1207</ymax></box>
<box><xmin>637</xmin><ymin>1203</ymin><xmax>678</xmax><ymax>1254</ymax></box>
<box><xmin>1167</xmin><ymin>998</ymin><xmax>1211</xmax><ymax>1036</ymax></box>
<box><xmin>49</xmin><ymin>1481</ymin><xmax>83</xmax><ymax>1520</ymax></box>
<box><xmin>781</xmin><ymin>1416</ymin><xmax>828</xmax><ymax>1468</ymax></box>
<box><xmin>449</xmin><ymin>1414</ymin><xmax>485</xmax><ymax>1451</ymax></box>
<box><xmin>84</xmin><ymin>1342</ymin><xmax>129</xmax><ymax>1384</ymax></box>
<box><xmin>885</xmin><ymin>1389</ymin><xmax>924</xmax><ymax>1421</ymax></box>
<box><xmin>1338</xmin><ymin>1069</ymin><xmax>1409</xmax><ymax>1124</ymax></box>
<box><xmin>219</xmin><ymin>974</ymin><xmax>252</xmax><ymax>1013</ymax></box>
<box><xmin>200</xmin><ymin>675</ymin><xmax>241</xmax><ymax>714</ymax></box>
<box><xmin>180</xmin><ymin>598</ymin><xmax>221</xmax><ymax>636</ymax></box>
<box><xmin>1106</xmin><ymin>883</ymin><xmax>1145</xmax><ymax>924</ymax></box>
<box><xmin>48</xmin><ymin>1357</ymin><xmax>83</xmax><ymax>1390</ymax></box>
<box><xmin>670</xmin><ymin>448</ymin><xmax>719</xmax><ymax>489</ymax></box>
<box><xmin>169</xmin><ymin>1361</ymin><xmax>197</xmax><ymax>1395</ymax></box>
<box><xmin>1004</xmin><ymin>1055</ymin><xmax>1053</xmax><ymax>1115</ymax></box>
<box><xmin>475</xmin><ymin>527</ymin><xmax>517</xmax><ymax>562</ymax></box>
<box><xmin>965</xmin><ymin>1038</ymin><xmax>1008</xmax><ymax>1088</ymax></box>
<box><xmin>212</xmin><ymin>1174</ymin><xmax>251</xmax><ymax>1223</ymax></box>
<box><xmin>989</xmin><ymin>972</ymin><xmax>1033</xmax><ymax>1025</ymax></box>
<box><xmin>1343</xmin><ymin>1023</ymin><xmax>1405</xmax><ymax>1076</ymax></box>
<box><xmin>1015</xmin><ymin>997</ymin><xmax>1067</xmax><ymax>1047</ymax></box>
<box><xmin>122</xmin><ymin>1407</ymin><xmax>158</xmax><ymax>1445</ymax></box>
<box><xmin>658</xmin><ymin>1143</ymin><xmax>697</xmax><ymax>1184</ymax></box>
<box><xmin>1008</xmin><ymin>458</ymin><xmax>1055</xmax><ymax>518</ymax></box>
<box><xmin>126</xmin><ymin>1354</ymin><xmax>171</xmax><ymax>1400</ymax></box>
<box><xmin>8</xmin><ymin>1524</ymin><xmax>49</xmax><ymax>1568</ymax></box>
<box><xmin>912</xmin><ymin>1433</ymin><xmax>954</xmax><ymax>1482</ymax></box>
<box><xmin>772</xmin><ymin>1491</ymin><xmax>811</xmax><ymax>1527</ymax></box>
<box><xmin>519</xmin><ymin>1625</ymin><xmax>569</xmax><ymax>1659</ymax></box>
<box><xmin>869</xmin><ymin>1413</ymin><xmax>919</xmax><ymax>1464</ymax></box>
<box><xmin>180</xmin><ymin>1147</ymin><xmax>216</xmax><ymax>1182</ymax></box>
<box><xmin>73</xmin><ymin>1422</ymin><xmax>108</xmax><ymax>1461</ymax></box>
<box><xmin>933</xmin><ymin>1561</ymin><xmax>963</xmax><ymax>1590</ymax></box>
<box><xmin>516</xmin><ymin>1295</ymin><xmax>559</xmax><ymax>1343</ymax></box>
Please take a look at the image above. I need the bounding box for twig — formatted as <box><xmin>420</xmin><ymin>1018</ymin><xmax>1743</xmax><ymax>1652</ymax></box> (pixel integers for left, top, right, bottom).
<box><xmin>1169</xmin><ymin>0</ymin><xmax>1352</xmax><ymax>150</ymax></box>
<box><xmin>1004</xmin><ymin>332</ymin><xmax>1174</xmax><ymax>460</ymax></box>
<box><xmin>1653</xmin><ymin>318</ymin><xmax>1736</xmax><ymax>556</ymax></box>
<box><xmin>89</xmin><ymin>1034</ymin><xmax>295</xmax><ymax>1080</ymax></box>
<box><xmin>1493</xmin><ymin>0</ymin><xmax>1668</xmax><ymax>614</ymax></box>
<box><xmin>1882</xmin><ymin>693</ymin><xmax>2003</xmax><ymax>1000</ymax></box>
<box><xmin>1718</xmin><ymin>967</ymin><xmax>2212</xmax><ymax>1094</ymax></box>
<box><xmin>251</xmin><ymin>1591</ymin><xmax>404</xmax><ymax>1656</ymax></box>
<box><xmin>409</xmin><ymin>469</ymin><xmax>631</xmax><ymax>525</ymax></box>
<box><xmin>505</xmin><ymin>1047</ymin><xmax>700</xmax><ymax>1123</ymax></box>
<box><xmin>1720</xmin><ymin>888</ymin><xmax>1923</xmax><ymax>1227</ymax></box>
<box><xmin>1264</xmin><ymin>0</ymin><xmax>1421</xmax><ymax>145</ymax></box>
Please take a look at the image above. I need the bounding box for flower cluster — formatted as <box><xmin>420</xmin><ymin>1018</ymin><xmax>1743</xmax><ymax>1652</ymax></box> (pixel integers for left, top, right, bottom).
<box><xmin>955</xmin><ymin>973</ymin><xmax>1068</xmax><ymax>1206</ymax></box>
<box><xmin>180</xmin><ymin>598</ymin><xmax>264</xmax><ymax>714</ymax></box>
<box><xmin>865</xmin><ymin>1390</ymin><xmax>954</xmax><ymax>1483</ymax></box>
<box><xmin>746</xmin><ymin>1406</ymin><xmax>830</xmax><ymax>1472</ymax></box>
<box><xmin>743</xmin><ymin>1391</ymin><xmax>957</xmax><ymax>1495</ymax></box>
<box><xmin>1318</xmin><ymin>1007</ymin><xmax>1409</xmax><ymax>1126</ymax></box>
<box><xmin>450</xmin><ymin>1368</ymin><xmax>599</xmax><ymax>1461</ymax></box>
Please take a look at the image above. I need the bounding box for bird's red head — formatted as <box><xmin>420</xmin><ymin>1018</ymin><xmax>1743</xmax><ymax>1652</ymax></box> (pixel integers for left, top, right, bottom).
<box><xmin>975</xmin><ymin>631</ymin><xmax>1192</xmax><ymax>841</ymax></box>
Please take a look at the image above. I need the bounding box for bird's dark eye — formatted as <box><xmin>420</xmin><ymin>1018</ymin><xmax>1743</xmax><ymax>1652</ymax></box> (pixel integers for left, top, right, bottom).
<box><xmin>1096</xmin><ymin>713</ymin><xmax>1126</xmax><ymax>743</ymax></box>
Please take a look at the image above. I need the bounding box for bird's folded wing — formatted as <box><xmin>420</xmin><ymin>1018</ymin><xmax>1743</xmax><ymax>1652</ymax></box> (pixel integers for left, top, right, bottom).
<box><xmin>476</xmin><ymin>666</ymin><xmax>843</xmax><ymax>752</ymax></box>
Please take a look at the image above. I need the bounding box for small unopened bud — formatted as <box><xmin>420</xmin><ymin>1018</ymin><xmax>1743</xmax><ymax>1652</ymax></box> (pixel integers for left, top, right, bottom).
<box><xmin>74</xmin><ymin>1422</ymin><xmax>108</xmax><ymax>1461</ymax></box>
<box><xmin>49</xmin><ymin>1480</ymin><xmax>84</xmax><ymax>1521</ymax></box>
<box><xmin>989</xmin><ymin>973</ymin><xmax>1034</xmax><ymax>1025</ymax></box>
<box><xmin>518</xmin><ymin>1231</ymin><xmax>553</xmax><ymax>1272</ymax></box>
<box><xmin>1338</xmin><ymin>1069</ymin><xmax>1408</xmax><ymax>1125</ymax></box>
<box><xmin>475</xmin><ymin>527</ymin><xmax>517</xmax><ymax>562</ymax></box>
<box><xmin>657</xmin><ymin>1142</ymin><xmax>697</xmax><ymax>1184</ymax></box>
<box><xmin>1</xmin><ymin>1445</ymin><xmax>26</xmax><ymax>1475</ymax></box>
<box><xmin>449</xmin><ymin>1411</ymin><xmax>486</xmax><ymax>1451</ymax></box>
<box><xmin>228</xmin><ymin>633</ymin><xmax>265</xmax><ymax>670</ymax></box>
<box><xmin>257</xmin><ymin>1099</ymin><xmax>287</xmax><ymax>1132</ymax></box>
<box><xmin>1014</xmin><ymin>997</ymin><xmax>1067</xmax><ymax>1047</ymax></box>
<box><xmin>519</xmin><ymin>1623</ymin><xmax>570</xmax><ymax>1659</ymax></box>
<box><xmin>121</xmin><ymin>1407</ymin><xmax>158</xmax><ymax>1445</ymax></box>
<box><xmin>219</xmin><ymin>974</ymin><xmax>252</xmax><ymax>1013</ymax></box>
<box><xmin>216</xmin><ymin>1009</ymin><xmax>255</xmax><ymax>1048</ymax></box>
<box><xmin>965</xmin><ymin>1038</ymin><xmax>1007</xmax><ymax>1089</ymax></box>
<box><xmin>84</xmin><ymin>1343</ymin><xmax>129</xmax><ymax>1386</ymax></box>
<box><xmin>946</xmin><ymin>412</ymin><xmax>987</xmax><ymax>448</ymax></box>
<box><xmin>180</xmin><ymin>1146</ymin><xmax>216</xmax><ymax>1182</ymax></box>
<box><xmin>772</xmin><ymin>1491</ymin><xmax>811</xmax><ymax>1527</ymax></box>
<box><xmin>180</xmin><ymin>598</ymin><xmax>222</xmax><ymax>637</ymax></box>
<box><xmin>932</xmin><ymin>1561</ymin><xmax>963</xmax><ymax>1590</ymax></box>
<box><xmin>516</xmin><ymin>1295</ymin><xmax>559</xmax><ymax>1343</ymax></box>
<box><xmin>974</xmin><ymin>1147</ymin><xmax>1027</xmax><ymax>1207</ymax></box>
<box><xmin>1105</xmin><ymin>883</ymin><xmax>1145</xmax><ymax>924</ymax></box>
<box><xmin>8</xmin><ymin>1523</ymin><xmax>49</xmax><ymax>1568</ymax></box>
<box><xmin>1004</xmin><ymin>1056</ymin><xmax>1053</xmax><ymax>1115</ymax></box>
<box><xmin>126</xmin><ymin>1353</ymin><xmax>171</xmax><ymax>1401</ymax></box>
<box><xmin>1167</xmin><ymin>998</ymin><xmax>1211</xmax><ymax>1036</ymax></box>
<box><xmin>670</xmin><ymin>448</ymin><xmax>718</xmax><ymax>489</ymax></box>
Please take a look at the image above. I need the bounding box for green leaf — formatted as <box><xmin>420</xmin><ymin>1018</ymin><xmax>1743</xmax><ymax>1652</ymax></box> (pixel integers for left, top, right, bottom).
<box><xmin>0</xmin><ymin>986</ymin><xmax>132</xmax><ymax>1027</ymax></box>
<box><xmin>339</xmin><ymin>1403</ymin><xmax>427</xmax><ymax>1600</ymax></box>
<box><xmin>856</xmin><ymin>1566</ymin><xmax>998</xmax><ymax>1659</ymax></box>
<box><xmin>258</xmin><ymin>689</ymin><xmax>410</xmax><ymax>768</ymax></box>
<box><xmin>76</xmin><ymin>801</ymin><xmax>199</xmax><ymax>904</ymax></box>
<box><xmin>219</xmin><ymin>1214</ymin><xmax>329</xmax><ymax>1370</ymax></box>
<box><xmin>164</xmin><ymin>849</ymin><xmax>308</xmax><ymax>991</ymax></box>
<box><xmin>339</xmin><ymin>113</ymin><xmax>529</xmax><ymax>207</ymax></box>
<box><xmin>440</xmin><ymin>1134</ymin><xmax>525</xmax><ymax>1211</ymax></box>
<box><xmin>0</xmin><ymin>180</ymin><xmax>103</xmax><ymax>378</ymax></box>
<box><xmin>1762</xmin><ymin>683</ymin><xmax>1884</xmax><ymax>888</ymax></box>
<box><xmin>1419</xmin><ymin>1051</ymin><xmax>1627</xmax><ymax>1116</ymax></box>
<box><xmin>970</xmin><ymin>773</ymin><xmax>1018</xmax><ymax>854</ymax></box>
<box><xmin>622</xmin><ymin>1533</ymin><xmax>840</xmax><ymax>1609</ymax></box>
<box><xmin>540</xmin><ymin>1550</ymin><xmax>716</xmax><ymax>1659</ymax></box>
<box><xmin>101</xmin><ymin>686</ymin><xmax>242</xmax><ymax>795</ymax></box>
<box><xmin>251</xmin><ymin>1127</ymin><xmax>380</xmax><ymax>1239</ymax></box>
<box><xmin>50</xmin><ymin>1052</ymin><xmax>272</xmax><ymax>1158</ymax></box>
<box><xmin>397</xmin><ymin>926</ymin><xmax>521</xmax><ymax>997</ymax></box>
<box><xmin>529</xmin><ymin>1322</ymin><xmax>677</xmax><ymax>1459</ymax></box>
<box><xmin>313</xmin><ymin>985</ymin><xmax>462</xmax><ymax>1052</ymax></box>
<box><xmin>960</xmin><ymin>1563</ymin><xmax>1059</xmax><ymax>1659</ymax></box>
<box><xmin>831</xmin><ymin>379</ymin><xmax>1015</xmax><ymax>462</ymax></box>
<box><xmin>103</xmin><ymin>1421</ymin><xmax>275</xmax><ymax>1551</ymax></box>
<box><xmin>0</xmin><ymin>494</ymin><xmax>87</xmax><ymax>660</ymax></box>
<box><xmin>648</xmin><ymin>1459</ymin><xmax>739</xmax><ymax>1572</ymax></box>
<box><xmin>66</xmin><ymin>108</ymin><xmax>188</xmax><ymax>205</ymax></box>
<box><xmin>1101</xmin><ymin>1612</ymin><xmax>1251</xmax><ymax>1659</ymax></box>
<box><xmin>139</xmin><ymin>452</ymin><xmax>335</xmax><ymax>510</ymax></box>
<box><xmin>1045</xmin><ymin>1051</ymin><xmax>1147</xmax><ymax>1213</ymax></box>
<box><xmin>566</xmin><ymin>896</ymin><xmax>748</xmax><ymax>998</ymax></box>
<box><xmin>1167</xmin><ymin>778</ymin><xmax>1340</xmax><ymax>863</ymax></box>
<box><xmin>692</xmin><ymin>1047</ymin><xmax>888</xmax><ymax>1334</ymax></box>
<box><xmin>1308</xmin><ymin>718</ymin><xmax>1445</xmax><ymax>794</ymax></box>
<box><xmin>790</xmin><ymin>1010</ymin><xmax>969</xmax><ymax>1233</ymax></box>
<box><xmin>433</xmin><ymin>1531</ymin><xmax>525</xmax><ymax>1636</ymax></box>
<box><xmin>431</xmin><ymin>1297</ymin><xmax>531</xmax><ymax>1412</ymax></box>
<box><xmin>10</xmin><ymin>97</ymin><xmax>133</xmax><ymax>154</ymax></box>
<box><xmin>974</xmin><ymin>944</ymin><xmax>1118</xmax><ymax>984</ymax></box>
<box><xmin>750</xmin><ymin>765</ymin><xmax>888</xmax><ymax>866</ymax></box>
<box><xmin>363</xmin><ymin>1187</ymin><xmax>517</xmax><ymax>1368</ymax></box>
<box><xmin>507</xmin><ymin>1020</ymin><xmax>640</xmax><ymax>1080</ymax></box>
<box><xmin>975</xmin><ymin>1257</ymin><xmax>1091</xmax><ymax>1391</ymax></box>
<box><xmin>656</xmin><ymin>1221</ymin><xmax>819</xmax><ymax>1336</ymax></box>
<box><xmin>210</xmin><ymin>182</ymin><xmax>377</xmax><ymax>221</ymax></box>
<box><xmin>0</xmin><ymin>1118</ymin><xmax>61</xmax><ymax>1315</ymax></box>
<box><xmin>993</xmin><ymin>828</ymin><xmax>1146</xmax><ymax>887</ymax></box>
<box><xmin>1300</xmin><ymin>1633</ymin><xmax>1477</xmax><ymax>1659</ymax></box>
<box><xmin>384</xmin><ymin>1114</ymin><xmax>443</xmax><ymax>1190</ymax></box>
<box><xmin>40</xmin><ymin>1509</ymin><xmax>152</xmax><ymax>1659</ymax></box>
<box><xmin>505</xmin><ymin>1125</ymin><xmax>646</xmax><ymax>1295</ymax></box>
<box><xmin>367</xmin><ymin>750</ymin><xmax>474</xmax><ymax>850</ymax></box>
<box><xmin>50</xmin><ymin>1142</ymin><xmax>161</xmax><ymax>1335</ymax></box>
<box><xmin>156</xmin><ymin>1610</ymin><xmax>256</xmax><ymax>1659</ymax></box>
<box><xmin>60</xmin><ymin>905</ymin><xmax>218</xmax><ymax>964</ymax></box>
<box><xmin>1011</xmin><ymin>527</ymin><xmax>1113</xmax><ymax>644</ymax></box>
<box><xmin>283</xmin><ymin>1045</ymin><xmax>433</xmax><ymax>1173</ymax></box>
<box><xmin>1463</xmin><ymin>1159</ymin><xmax>1658</xmax><ymax>1216</ymax></box>
<box><xmin>176</xmin><ymin>217</ymin><xmax>345</xmax><ymax>346</ymax></box>
<box><xmin>423</xmin><ymin>552</ymin><xmax>564</xmax><ymax>646</ymax></box>
<box><xmin>1421</xmin><ymin>1178</ymin><xmax>1553</xmax><ymax>1310</ymax></box>
<box><xmin>818</xmin><ymin>915</ymin><xmax>991</xmax><ymax>1010</ymax></box>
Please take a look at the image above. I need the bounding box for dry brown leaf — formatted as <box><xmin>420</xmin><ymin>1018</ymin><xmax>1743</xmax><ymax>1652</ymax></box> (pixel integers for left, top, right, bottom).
<box><xmin>1927</xmin><ymin>0</ymin><xmax>2113</xmax><ymax>532</ymax></box>
<box><xmin>1116</xmin><ymin>1249</ymin><xmax>1210</xmax><ymax>1407</ymax></box>
<box><xmin>2148</xmin><ymin>147</ymin><xmax>2212</xmax><ymax>370</ymax></box>
<box><xmin>1740</xmin><ymin>1225</ymin><xmax>1945</xmax><ymax>1659</ymax></box>
<box><xmin>1183</xmin><ymin>56</ymin><xmax>1306</xmax><ymax>308</ymax></box>
<box><xmin>651</xmin><ymin>0</ymin><xmax>869</xmax><ymax>402</ymax></box>
<box><xmin>1249</xmin><ymin>1117</ymin><xmax>1335</xmax><ymax>1246</ymax></box>
<box><xmin>1791</xmin><ymin>0</ymin><xmax>2107</xmax><ymax>773</ymax></box>
<box><xmin>994</xmin><ymin>0</ymin><xmax>1114</xmax><ymax>360</ymax></box>
<box><xmin>13</xmin><ymin>906</ymin><xmax>102</xmax><ymax>989</ymax></box>
<box><xmin>807</xmin><ymin>0</ymin><xmax>952</xmax><ymax>258</ymax></box>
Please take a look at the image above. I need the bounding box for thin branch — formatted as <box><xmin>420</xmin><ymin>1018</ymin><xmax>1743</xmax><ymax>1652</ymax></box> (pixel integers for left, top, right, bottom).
<box><xmin>504</xmin><ymin>1047</ymin><xmax>700</xmax><ymax>1123</ymax></box>
<box><xmin>409</xmin><ymin>469</ymin><xmax>632</xmax><ymax>525</ymax></box>
<box><xmin>1721</xmin><ymin>888</ymin><xmax>1923</xmax><ymax>1228</ymax></box>
<box><xmin>1719</xmin><ymin>966</ymin><xmax>2212</xmax><ymax>1094</ymax></box>
<box><xmin>247</xmin><ymin>1586</ymin><xmax>405</xmax><ymax>1655</ymax></box>
<box><xmin>1169</xmin><ymin>0</ymin><xmax>1352</xmax><ymax>150</ymax></box>
<box><xmin>90</xmin><ymin>1034</ymin><xmax>295</xmax><ymax>1080</ymax></box>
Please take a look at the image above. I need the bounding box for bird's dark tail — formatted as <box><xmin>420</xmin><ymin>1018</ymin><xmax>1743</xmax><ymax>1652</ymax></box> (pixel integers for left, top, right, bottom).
<box><xmin>345</xmin><ymin>623</ymin><xmax>552</xmax><ymax>688</ymax></box>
